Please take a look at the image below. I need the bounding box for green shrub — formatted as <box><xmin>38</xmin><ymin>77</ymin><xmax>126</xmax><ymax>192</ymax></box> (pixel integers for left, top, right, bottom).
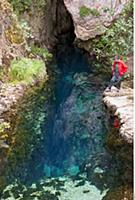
<box><xmin>9</xmin><ymin>58</ymin><xmax>46</xmax><ymax>84</ymax></box>
<box><xmin>80</xmin><ymin>6</ymin><xmax>100</xmax><ymax>17</ymax></box>
<box><xmin>8</xmin><ymin>0</ymin><xmax>46</xmax><ymax>14</ymax></box>
<box><xmin>81</xmin><ymin>1</ymin><xmax>133</xmax><ymax>68</ymax></box>
<box><xmin>0</xmin><ymin>122</ymin><xmax>10</xmax><ymax>133</ymax></box>
<box><xmin>31</xmin><ymin>45</ymin><xmax>53</xmax><ymax>61</ymax></box>
<box><xmin>8</xmin><ymin>0</ymin><xmax>32</xmax><ymax>13</ymax></box>
<box><xmin>20</xmin><ymin>20</ymin><xmax>34</xmax><ymax>40</ymax></box>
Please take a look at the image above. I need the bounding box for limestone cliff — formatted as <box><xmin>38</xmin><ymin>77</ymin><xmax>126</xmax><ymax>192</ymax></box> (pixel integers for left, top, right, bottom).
<box><xmin>14</xmin><ymin>0</ymin><xmax>75</xmax><ymax>50</ymax></box>
<box><xmin>103</xmin><ymin>87</ymin><xmax>133</xmax><ymax>144</ymax></box>
<box><xmin>0</xmin><ymin>0</ymin><xmax>49</xmax><ymax>188</ymax></box>
<box><xmin>103</xmin><ymin>87</ymin><xmax>133</xmax><ymax>185</ymax></box>
<box><xmin>0</xmin><ymin>0</ymin><xmax>26</xmax><ymax>67</ymax></box>
<box><xmin>64</xmin><ymin>0</ymin><xmax>129</xmax><ymax>40</ymax></box>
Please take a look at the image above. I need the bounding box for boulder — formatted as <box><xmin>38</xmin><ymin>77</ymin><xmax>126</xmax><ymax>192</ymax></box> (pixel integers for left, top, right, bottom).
<box><xmin>64</xmin><ymin>0</ymin><xmax>130</xmax><ymax>40</ymax></box>
<box><xmin>103</xmin><ymin>87</ymin><xmax>133</xmax><ymax>144</ymax></box>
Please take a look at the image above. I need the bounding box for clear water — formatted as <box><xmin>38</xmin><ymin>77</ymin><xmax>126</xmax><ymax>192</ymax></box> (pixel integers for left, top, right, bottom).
<box><xmin>1</xmin><ymin>47</ymin><xmax>124</xmax><ymax>200</ymax></box>
<box><xmin>29</xmin><ymin>47</ymin><xmax>117</xmax><ymax>199</ymax></box>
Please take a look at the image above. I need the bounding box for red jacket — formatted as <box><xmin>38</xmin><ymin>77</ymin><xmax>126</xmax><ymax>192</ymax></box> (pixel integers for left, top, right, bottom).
<box><xmin>112</xmin><ymin>60</ymin><xmax>128</xmax><ymax>76</ymax></box>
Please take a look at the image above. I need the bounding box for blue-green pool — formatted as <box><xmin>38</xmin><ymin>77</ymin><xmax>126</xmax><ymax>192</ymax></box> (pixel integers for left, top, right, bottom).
<box><xmin>0</xmin><ymin>47</ymin><xmax>128</xmax><ymax>200</ymax></box>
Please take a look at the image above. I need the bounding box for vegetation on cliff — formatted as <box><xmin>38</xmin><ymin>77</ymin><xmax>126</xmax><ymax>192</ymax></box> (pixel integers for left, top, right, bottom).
<box><xmin>8</xmin><ymin>0</ymin><xmax>46</xmax><ymax>14</ymax></box>
<box><xmin>77</xmin><ymin>1</ymin><xmax>133</xmax><ymax>74</ymax></box>
<box><xmin>0</xmin><ymin>0</ymin><xmax>54</xmax><ymax>190</ymax></box>
<box><xmin>79</xmin><ymin>6</ymin><xmax>100</xmax><ymax>17</ymax></box>
<box><xmin>6</xmin><ymin>80</ymin><xmax>54</xmax><ymax>180</ymax></box>
<box><xmin>9</xmin><ymin>58</ymin><xmax>46</xmax><ymax>84</ymax></box>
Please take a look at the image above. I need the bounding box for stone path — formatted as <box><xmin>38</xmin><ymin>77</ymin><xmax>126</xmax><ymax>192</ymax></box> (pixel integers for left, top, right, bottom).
<box><xmin>103</xmin><ymin>86</ymin><xmax>133</xmax><ymax>144</ymax></box>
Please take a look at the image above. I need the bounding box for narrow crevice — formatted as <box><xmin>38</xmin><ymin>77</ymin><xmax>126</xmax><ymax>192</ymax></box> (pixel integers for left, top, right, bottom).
<box><xmin>44</xmin><ymin>0</ymin><xmax>75</xmax><ymax>51</ymax></box>
<box><xmin>55</xmin><ymin>0</ymin><xmax>75</xmax><ymax>48</ymax></box>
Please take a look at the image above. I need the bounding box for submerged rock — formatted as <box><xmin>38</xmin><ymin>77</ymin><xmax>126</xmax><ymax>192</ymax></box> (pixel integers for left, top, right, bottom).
<box><xmin>44</xmin><ymin>72</ymin><xmax>108</xmax><ymax>176</ymax></box>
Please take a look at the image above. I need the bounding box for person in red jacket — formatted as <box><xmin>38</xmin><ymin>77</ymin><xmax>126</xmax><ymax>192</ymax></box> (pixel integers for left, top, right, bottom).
<box><xmin>107</xmin><ymin>55</ymin><xmax>128</xmax><ymax>91</ymax></box>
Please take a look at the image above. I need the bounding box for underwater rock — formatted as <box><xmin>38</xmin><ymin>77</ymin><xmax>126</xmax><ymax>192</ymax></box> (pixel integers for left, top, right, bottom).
<box><xmin>67</xmin><ymin>165</ymin><xmax>80</xmax><ymax>176</ymax></box>
<box><xmin>44</xmin><ymin>72</ymin><xmax>107</xmax><ymax>176</ymax></box>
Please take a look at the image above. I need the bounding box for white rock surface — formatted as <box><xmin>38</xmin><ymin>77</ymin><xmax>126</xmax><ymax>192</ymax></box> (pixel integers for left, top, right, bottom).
<box><xmin>64</xmin><ymin>0</ymin><xmax>130</xmax><ymax>40</ymax></box>
<box><xmin>103</xmin><ymin>87</ymin><xmax>133</xmax><ymax>144</ymax></box>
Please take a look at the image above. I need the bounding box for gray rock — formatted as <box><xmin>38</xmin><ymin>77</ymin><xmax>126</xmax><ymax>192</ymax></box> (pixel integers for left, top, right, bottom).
<box><xmin>103</xmin><ymin>86</ymin><xmax>133</xmax><ymax>144</ymax></box>
<box><xmin>64</xmin><ymin>0</ymin><xmax>130</xmax><ymax>40</ymax></box>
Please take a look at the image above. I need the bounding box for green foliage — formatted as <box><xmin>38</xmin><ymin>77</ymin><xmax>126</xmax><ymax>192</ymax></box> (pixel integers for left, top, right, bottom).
<box><xmin>0</xmin><ymin>122</ymin><xmax>10</xmax><ymax>133</ymax></box>
<box><xmin>80</xmin><ymin>6</ymin><xmax>100</xmax><ymax>17</ymax></box>
<box><xmin>9</xmin><ymin>0</ymin><xmax>32</xmax><ymax>13</ymax></box>
<box><xmin>31</xmin><ymin>45</ymin><xmax>53</xmax><ymax>61</ymax></box>
<box><xmin>5</xmin><ymin>85</ymin><xmax>48</xmax><ymax>176</ymax></box>
<box><xmin>85</xmin><ymin>1</ymin><xmax>133</xmax><ymax>68</ymax></box>
<box><xmin>4</xmin><ymin>68</ymin><xmax>56</xmax><ymax>183</ymax></box>
<box><xmin>9</xmin><ymin>0</ymin><xmax>46</xmax><ymax>14</ymax></box>
<box><xmin>9</xmin><ymin>58</ymin><xmax>46</xmax><ymax>84</ymax></box>
<box><xmin>19</xmin><ymin>20</ymin><xmax>34</xmax><ymax>40</ymax></box>
<box><xmin>80</xmin><ymin>6</ymin><xmax>91</xmax><ymax>17</ymax></box>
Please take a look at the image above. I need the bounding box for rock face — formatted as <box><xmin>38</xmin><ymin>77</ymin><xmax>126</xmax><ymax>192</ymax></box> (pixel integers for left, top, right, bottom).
<box><xmin>43</xmin><ymin>0</ymin><xmax>75</xmax><ymax>49</ymax></box>
<box><xmin>103</xmin><ymin>86</ymin><xmax>134</xmax><ymax>143</ymax></box>
<box><xmin>19</xmin><ymin>0</ymin><xmax>75</xmax><ymax>50</ymax></box>
<box><xmin>103</xmin><ymin>87</ymin><xmax>133</xmax><ymax>144</ymax></box>
<box><xmin>0</xmin><ymin>0</ymin><xmax>26</xmax><ymax>180</ymax></box>
<box><xmin>103</xmin><ymin>85</ymin><xmax>133</xmax><ymax>184</ymax></box>
<box><xmin>64</xmin><ymin>0</ymin><xmax>130</xmax><ymax>40</ymax></box>
<box><xmin>0</xmin><ymin>0</ymin><xmax>25</xmax><ymax>66</ymax></box>
<box><xmin>0</xmin><ymin>83</ymin><xmax>25</xmax><ymax>189</ymax></box>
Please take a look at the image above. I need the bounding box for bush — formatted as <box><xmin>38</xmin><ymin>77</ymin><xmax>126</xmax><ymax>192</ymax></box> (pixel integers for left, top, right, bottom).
<box><xmin>8</xmin><ymin>0</ymin><xmax>46</xmax><ymax>14</ymax></box>
<box><xmin>80</xmin><ymin>6</ymin><xmax>100</xmax><ymax>17</ymax></box>
<box><xmin>31</xmin><ymin>46</ymin><xmax>53</xmax><ymax>61</ymax></box>
<box><xmin>19</xmin><ymin>20</ymin><xmax>34</xmax><ymax>40</ymax></box>
<box><xmin>81</xmin><ymin>1</ymin><xmax>133</xmax><ymax>67</ymax></box>
<box><xmin>9</xmin><ymin>58</ymin><xmax>46</xmax><ymax>84</ymax></box>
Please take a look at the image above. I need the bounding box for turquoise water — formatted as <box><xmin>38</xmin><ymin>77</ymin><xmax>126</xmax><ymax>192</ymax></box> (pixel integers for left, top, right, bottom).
<box><xmin>0</xmin><ymin>47</ymin><xmax>123</xmax><ymax>199</ymax></box>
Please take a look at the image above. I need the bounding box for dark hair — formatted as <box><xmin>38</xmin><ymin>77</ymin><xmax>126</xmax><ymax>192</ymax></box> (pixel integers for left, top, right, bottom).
<box><xmin>120</xmin><ymin>55</ymin><xmax>122</xmax><ymax>60</ymax></box>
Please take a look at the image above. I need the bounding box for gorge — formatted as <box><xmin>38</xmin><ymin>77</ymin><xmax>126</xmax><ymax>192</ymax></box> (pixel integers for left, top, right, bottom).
<box><xmin>0</xmin><ymin>0</ymin><xmax>133</xmax><ymax>199</ymax></box>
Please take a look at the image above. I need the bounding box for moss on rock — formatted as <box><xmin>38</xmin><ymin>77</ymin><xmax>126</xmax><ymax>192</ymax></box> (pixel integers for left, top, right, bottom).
<box><xmin>80</xmin><ymin>6</ymin><xmax>100</xmax><ymax>18</ymax></box>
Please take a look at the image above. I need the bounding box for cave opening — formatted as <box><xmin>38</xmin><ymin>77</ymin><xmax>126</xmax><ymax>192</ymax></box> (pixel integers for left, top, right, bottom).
<box><xmin>44</xmin><ymin>0</ymin><xmax>76</xmax><ymax>53</ymax></box>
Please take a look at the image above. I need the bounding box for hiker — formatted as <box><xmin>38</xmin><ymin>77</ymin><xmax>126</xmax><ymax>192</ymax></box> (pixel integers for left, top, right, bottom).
<box><xmin>107</xmin><ymin>55</ymin><xmax>128</xmax><ymax>91</ymax></box>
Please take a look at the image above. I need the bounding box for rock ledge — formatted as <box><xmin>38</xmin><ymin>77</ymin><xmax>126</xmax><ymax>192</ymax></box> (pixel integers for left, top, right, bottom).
<box><xmin>103</xmin><ymin>86</ymin><xmax>133</xmax><ymax>144</ymax></box>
